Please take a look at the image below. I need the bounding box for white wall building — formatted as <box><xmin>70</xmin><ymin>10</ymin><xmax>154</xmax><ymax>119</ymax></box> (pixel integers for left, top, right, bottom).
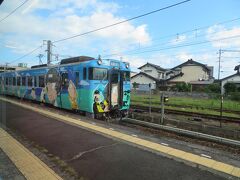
<box><xmin>221</xmin><ymin>65</ymin><xmax>240</xmax><ymax>94</ymax></box>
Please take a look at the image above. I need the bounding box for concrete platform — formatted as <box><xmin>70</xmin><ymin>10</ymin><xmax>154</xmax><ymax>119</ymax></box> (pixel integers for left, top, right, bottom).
<box><xmin>0</xmin><ymin>96</ymin><xmax>239</xmax><ymax>180</ymax></box>
<box><xmin>0</xmin><ymin>128</ymin><xmax>62</xmax><ymax>180</ymax></box>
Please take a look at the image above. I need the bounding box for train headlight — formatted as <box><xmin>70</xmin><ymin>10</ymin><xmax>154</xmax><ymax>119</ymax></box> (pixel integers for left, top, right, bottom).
<box><xmin>97</xmin><ymin>59</ymin><xmax>102</xmax><ymax>65</ymax></box>
<box><xmin>125</xmin><ymin>63</ymin><xmax>129</xmax><ymax>69</ymax></box>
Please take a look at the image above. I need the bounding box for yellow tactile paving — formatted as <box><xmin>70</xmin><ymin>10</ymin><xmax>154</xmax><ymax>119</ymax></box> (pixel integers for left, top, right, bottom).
<box><xmin>231</xmin><ymin>167</ymin><xmax>240</xmax><ymax>177</ymax></box>
<box><xmin>0</xmin><ymin>96</ymin><xmax>240</xmax><ymax>178</ymax></box>
<box><xmin>213</xmin><ymin>162</ymin><xmax>235</xmax><ymax>174</ymax></box>
<box><xmin>0</xmin><ymin>127</ymin><xmax>62</xmax><ymax>180</ymax></box>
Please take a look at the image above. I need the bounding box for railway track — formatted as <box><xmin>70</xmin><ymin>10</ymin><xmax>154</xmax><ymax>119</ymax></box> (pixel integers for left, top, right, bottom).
<box><xmin>131</xmin><ymin>101</ymin><xmax>240</xmax><ymax>115</ymax></box>
<box><xmin>130</xmin><ymin>105</ymin><xmax>240</xmax><ymax>124</ymax></box>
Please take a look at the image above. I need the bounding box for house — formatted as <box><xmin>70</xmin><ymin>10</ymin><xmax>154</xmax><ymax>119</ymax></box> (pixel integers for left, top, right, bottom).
<box><xmin>165</xmin><ymin>59</ymin><xmax>214</xmax><ymax>87</ymax></box>
<box><xmin>138</xmin><ymin>63</ymin><xmax>167</xmax><ymax>79</ymax></box>
<box><xmin>131</xmin><ymin>63</ymin><xmax>167</xmax><ymax>90</ymax></box>
<box><xmin>221</xmin><ymin>64</ymin><xmax>240</xmax><ymax>94</ymax></box>
<box><xmin>131</xmin><ymin>59</ymin><xmax>214</xmax><ymax>91</ymax></box>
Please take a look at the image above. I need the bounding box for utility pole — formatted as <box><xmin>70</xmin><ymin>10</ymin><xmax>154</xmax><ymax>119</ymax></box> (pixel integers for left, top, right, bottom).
<box><xmin>46</xmin><ymin>40</ymin><xmax>52</xmax><ymax>65</ymax></box>
<box><xmin>37</xmin><ymin>54</ymin><xmax>44</xmax><ymax>65</ymax></box>
<box><xmin>149</xmin><ymin>83</ymin><xmax>152</xmax><ymax>118</ymax></box>
<box><xmin>218</xmin><ymin>49</ymin><xmax>222</xmax><ymax>80</ymax></box>
<box><xmin>4</xmin><ymin>63</ymin><xmax>9</xmax><ymax>72</ymax></box>
<box><xmin>160</xmin><ymin>92</ymin><xmax>165</xmax><ymax>124</ymax></box>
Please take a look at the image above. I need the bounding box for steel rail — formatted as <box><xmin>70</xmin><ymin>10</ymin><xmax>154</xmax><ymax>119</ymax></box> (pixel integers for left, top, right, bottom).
<box><xmin>121</xmin><ymin>118</ymin><xmax>240</xmax><ymax>147</ymax></box>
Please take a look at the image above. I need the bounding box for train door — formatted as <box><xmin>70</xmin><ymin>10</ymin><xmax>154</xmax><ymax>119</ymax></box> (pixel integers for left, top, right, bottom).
<box><xmin>108</xmin><ymin>69</ymin><xmax>123</xmax><ymax>109</ymax></box>
<box><xmin>60</xmin><ymin>71</ymin><xmax>69</xmax><ymax>109</ymax></box>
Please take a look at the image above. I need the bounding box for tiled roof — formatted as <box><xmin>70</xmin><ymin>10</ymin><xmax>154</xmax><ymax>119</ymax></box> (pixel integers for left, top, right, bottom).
<box><xmin>138</xmin><ymin>62</ymin><xmax>166</xmax><ymax>71</ymax></box>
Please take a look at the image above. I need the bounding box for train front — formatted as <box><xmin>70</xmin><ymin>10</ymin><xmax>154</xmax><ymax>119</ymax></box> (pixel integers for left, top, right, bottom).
<box><xmin>90</xmin><ymin>58</ymin><xmax>131</xmax><ymax>119</ymax></box>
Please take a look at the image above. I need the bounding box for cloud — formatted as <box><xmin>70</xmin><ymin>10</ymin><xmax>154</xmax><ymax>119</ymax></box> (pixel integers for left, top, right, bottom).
<box><xmin>0</xmin><ymin>0</ymin><xmax>151</xmax><ymax>66</ymax></box>
<box><xmin>206</xmin><ymin>25</ymin><xmax>240</xmax><ymax>48</ymax></box>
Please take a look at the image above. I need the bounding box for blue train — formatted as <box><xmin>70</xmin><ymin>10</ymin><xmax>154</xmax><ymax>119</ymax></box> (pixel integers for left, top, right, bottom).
<box><xmin>0</xmin><ymin>56</ymin><xmax>131</xmax><ymax>119</ymax></box>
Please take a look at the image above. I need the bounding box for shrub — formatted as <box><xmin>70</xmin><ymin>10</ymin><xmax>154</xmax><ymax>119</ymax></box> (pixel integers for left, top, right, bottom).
<box><xmin>224</xmin><ymin>83</ymin><xmax>237</xmax><ymax>94</ymax></box>
<box><xmin>205</xmin><ymin>83</ymin><xmax>221</xmax><ymax>93</ymax></box>
<box><xmin>228</xmin><ymin>92</ymin><xmax>240</xmax><ymax>101</ymax></box>
<box><xmin>172</xmin><ymin>82</ymin><xmax>191</xmax><ymax>92</ymax></box>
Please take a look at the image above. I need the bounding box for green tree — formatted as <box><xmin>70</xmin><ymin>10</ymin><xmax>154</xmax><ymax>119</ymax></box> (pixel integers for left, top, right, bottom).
<box><xmin>173</xmin><ymin>82</ymin><xmax>191</xmax><ymax>92</ymax></box>
<box><xmin>205</xmin><ymin>83</ymin><xmax>221</xmax><ymax>93</ymax></box>
<box><xmin>132</xmin><ymin>82</ymin><xmax>139</xmax><ymax>90</ymax></box>
<box><xmin>224</xmin><ymin>83</ymin><xmax>237</xmax><ymax>94</ymax></box>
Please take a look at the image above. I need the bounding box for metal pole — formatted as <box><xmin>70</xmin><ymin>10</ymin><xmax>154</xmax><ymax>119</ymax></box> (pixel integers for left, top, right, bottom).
<box><xmin>47</xmin><ymin>40</ymin><xmax>52</xmax><ymax>65</ymax></box>
<box><xmin>218</xmin><ymin>49</ymin><xmax>221</xmax><ymax>80</ymax></box>
<box><xmin>160</xmin><ymin>92</ymin><xmax>164</xmax><ymax>124</ymax></box>
<box><xmin>149</xmin><ymin>84</ymin><xmax>152</xmax><ymax>117</ymax></box>
<box><xmin>220</xmin><ymin>95</ymin><xmax>223</xmax><ymax>127</ymax></box>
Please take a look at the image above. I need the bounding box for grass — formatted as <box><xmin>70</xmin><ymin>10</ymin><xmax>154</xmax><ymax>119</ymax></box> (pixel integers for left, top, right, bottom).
<box><xmin>131</xmin><ymin>93</ymin><xmax>240</xmax><ymax>118</ymax></box>
<box><xmin>131</xmin><ymin>93</ymin><xmax>240</xmax><ymax>112</ymax></box>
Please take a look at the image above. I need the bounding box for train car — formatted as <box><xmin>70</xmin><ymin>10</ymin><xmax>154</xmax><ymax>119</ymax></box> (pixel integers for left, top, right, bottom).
<box><xmin>0</xmin><ymin>56</ymin><xmax>131</xmax><ymax>119</ymax></box>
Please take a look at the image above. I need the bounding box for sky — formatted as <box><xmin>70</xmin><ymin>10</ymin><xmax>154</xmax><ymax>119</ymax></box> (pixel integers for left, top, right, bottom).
<box><xmin>0</xmin><ymin>0</ymin><xmax>240</xmax><ymax>79</ymax></box>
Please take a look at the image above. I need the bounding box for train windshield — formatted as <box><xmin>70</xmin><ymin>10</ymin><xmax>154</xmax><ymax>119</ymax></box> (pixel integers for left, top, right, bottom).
<box><xmin>123</xmin><ymin>71</ymin><xmax>130</xmax><ymax>81</ymax></box>
<box><xmin>89</xmin><ymin>67</ymin><xmax>108</xmax><ymax>80</ymax></box>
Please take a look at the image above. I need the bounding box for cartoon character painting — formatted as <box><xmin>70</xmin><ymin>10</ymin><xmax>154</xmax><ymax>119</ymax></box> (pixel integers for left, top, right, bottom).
<box><xmin>93</xmin><ymin>84</ymin><xmax>110</xmax><ymax>119</ymax></box>
<box><xmin>46</xmin><ymin>82</ymin><xmax>58</xmax><ymax>105</ymax></box>
<box><xmin>31</xmin><ymin>88</ymin><xmax>36</xmax><ymax>100</ymax></box>
<box><xmin>68</xmin><ymin>80</ymin><xmax>78</xmax><ymax>109</ymax></box>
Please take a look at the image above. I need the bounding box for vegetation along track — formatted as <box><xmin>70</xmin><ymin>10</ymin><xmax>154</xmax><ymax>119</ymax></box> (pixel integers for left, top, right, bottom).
<box><xmin>130</xmin><ymin>105</ymin><xmax>240</xmax><ymax>124</ymax></box>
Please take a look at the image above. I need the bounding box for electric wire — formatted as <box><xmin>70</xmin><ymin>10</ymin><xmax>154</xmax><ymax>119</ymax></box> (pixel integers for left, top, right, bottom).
<box><xmin>0</xmin><ymin>0</ymin><xmax>29</xmax><ymax>23</ymax></box>
<box><xmin>52</xmin><ymin>0</ymin><xmax>191</xmax><ymax>43</ymax></box>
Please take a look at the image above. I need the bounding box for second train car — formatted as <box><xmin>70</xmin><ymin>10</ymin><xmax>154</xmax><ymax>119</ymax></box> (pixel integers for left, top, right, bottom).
<box><xmin>0</xmin><ymin>56</ymin><xmax>131</xmax><ymax>119</ymax></box>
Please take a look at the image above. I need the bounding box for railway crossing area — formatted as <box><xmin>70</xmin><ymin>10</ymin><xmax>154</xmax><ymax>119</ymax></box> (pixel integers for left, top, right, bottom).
<box><xmin>0</xmin><ymin>96</ymin><xmax>240</xmax><ymax>180</ymax></box>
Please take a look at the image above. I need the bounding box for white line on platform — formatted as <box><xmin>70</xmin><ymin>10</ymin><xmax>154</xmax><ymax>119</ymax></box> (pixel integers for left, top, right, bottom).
<box><xmin>131</xmin><ymin>134</ymin><xmax>138</xmax><ymax>137</ymax></box>
<box><xmin>109</xmin><ymin>128</ymin><xmax>115</xmax><ymax>131</ymax></box>
<box><xmin>91</xmin><ymin>122</ymin><xmax>96</xmax><ymax>125</ymax></box>
<box><xmin>201</xmin><ymin>154</ymin><xmax>212</xmax><ymax>159</ymax></box>
<box><xmin>160</xmin><ymin>143</ymin><xmax>169</xmax><ymax>146</ymax></box>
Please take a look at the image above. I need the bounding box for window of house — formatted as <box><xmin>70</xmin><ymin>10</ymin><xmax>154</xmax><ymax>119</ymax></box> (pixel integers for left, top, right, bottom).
<box><xmin>89</xmin><ymin>68</ymin><xmax>108</xmax><ymax>80</ymax></box>
<box><xmin>61</xmin><ymin>72</ymin><xmax>69</xmax><ymax>89</ymax></box>
<box><xmin>39</xmin><ymin>75</ymin><xmax>45</xmax><ymax>87</ymax></box>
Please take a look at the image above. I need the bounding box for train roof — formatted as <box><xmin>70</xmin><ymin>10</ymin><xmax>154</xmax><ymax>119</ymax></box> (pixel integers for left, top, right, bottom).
<box><xmin>0</xmin><ymin>57</ymin><xmax>129</xmax><ymax>76</ymax></box>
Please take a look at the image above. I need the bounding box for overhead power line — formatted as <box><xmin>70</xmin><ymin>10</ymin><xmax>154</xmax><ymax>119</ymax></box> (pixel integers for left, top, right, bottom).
<box><xmin>53</xmin><ymin>0</ymin><xmax>191</xmax><ymax>43</ymax></box>
<box><xmin>151</xmin><ymin>17</ymin><xmax>240</xmax><ymax>42</ymax></box>
<box><xmin>103</xmin><ymin>34</ymin><xmax>240</xmax><ymax>57</ymax></box>
<box><xmin>0</xmin><ymin>0</ymin><xmax>29</xmax><ymax>23</ymax></box>
<box><xmin>9</xmin><ymin>45</ymin><xmax>43</xmax><ymax>64</ymax></box>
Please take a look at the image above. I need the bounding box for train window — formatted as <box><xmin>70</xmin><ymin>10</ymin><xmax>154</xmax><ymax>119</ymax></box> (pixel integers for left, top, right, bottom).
<box><xmin>9</xmin><ymin>77</ymin><xmax>13</xmax><ymax>86</ymax></box>
<box><xmin>61</xmin><ymin>72</ymin><xmax>69</xmax><ymax>88</ymax></box>
<box><xmin>13</xmin><ymin>77</ymin><xmax>16</xmax><ymax>86</ymax></box>
<box><xmin>83</xmin><ymin>68</ymin><xmax>87</xmax><ymax>80</ymax></box>
<box><xmin>39</xmin><ymin>75</ymin><xmax>45</xmax><ymax>87</ymax></box>
<box><xmin>22</xmin><ymin>77</ymin><xmax>26</xmax><ymax>86</ymax></box>
<box><xmin>17</xmin><ymin>77</ymin><xmax>21</xmax><ymax>86</ymax></box>
<box><xmin>123</xmin><ymin>71</ymin><xmax>130</xmax><ymax>81</ymax></box>
<box><xmin>110</xmin><ymin>72</ymin><xmax>118</xmax><ymax>83</ymax></box>
<box><xmin>34</xmin><ymin>76</ymin><xmax>38</xmax><ymax>87</ymax></box>
<box><xmin>5</xmin><ymin>78</ymin><xmax>8</xmax><ymax>85</ymax></box>
<box><xmin>75</xmin><ymin>72</ymin><xmax>79</xmax><ymax>86</ymax></box>
<box><xmin>28</xmin><ymin>76</ymin><xmax>33</xmax><ymax>87</ymax></box>
<box><xmin>89</xmin><ymin>68</ymin><xmax>108</xmax><ymax>80</ymax></box>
